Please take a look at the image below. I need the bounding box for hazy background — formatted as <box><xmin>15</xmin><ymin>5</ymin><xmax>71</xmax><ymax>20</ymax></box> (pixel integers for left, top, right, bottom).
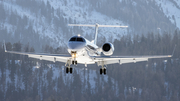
<box><xmin>0</xmin><ymin>0</ymin><xmax>179</xmax><ymax>51</ymax></box>
<box><xmin>0</xmin><ymin>0</ymin><xmax>180</xmax><ymax>101</ymax></box>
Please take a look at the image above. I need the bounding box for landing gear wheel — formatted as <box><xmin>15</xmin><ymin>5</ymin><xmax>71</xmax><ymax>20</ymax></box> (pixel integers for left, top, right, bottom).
<box><xmin>100</xmin><ymin>68</ymin><xmax>107</xmax><ymax>75</ymax></box>
<box><xmin>72</xmin><ymin>61</ymin><xmax>77</xmax><ymax>65</ymax></box>
<box><xmin>72</xmin><ymin>61</ymin><xmax>74</xmax><ymax>65</ymax></box>
<box><xmin>70</xmin><ymin>67</ymin><xmax>73</xmax><ymax>74</ymax></box>
<box><xmin>66</xmin><ymin>67</ymin><xmax>69</xmax><ymax>73</ymax></box>
<box><xmin>104</xmin><ymin>68</ymin><xmax>106</xmax><ymax>75</ymax></box>
<box><xmin>75</xmin><ymin>61</ymin><xmax>77</xmax><ymax>65</ymax></box>
<box><xmin>100</xmin><ymin>68</ymin><xmax>102</xmax><ymax>75</ymax></box>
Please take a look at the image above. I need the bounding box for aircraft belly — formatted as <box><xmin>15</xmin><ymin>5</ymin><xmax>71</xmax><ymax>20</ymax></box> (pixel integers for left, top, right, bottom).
<box><xmin>76</xmin><ymin>56</ymin><xmax>95</xmax><ymax>64</ymax></box>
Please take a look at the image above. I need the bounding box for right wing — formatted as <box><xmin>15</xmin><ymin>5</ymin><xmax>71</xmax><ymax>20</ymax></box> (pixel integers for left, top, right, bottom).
<box><xmin>3</xmin><ymin>41</ymin><xmax>71</xmax><ymax>63</ymax></box>
<box><xmin>5</xmin><ymin>50</ymin><xmax>71</xmax><ymax>63</ymax></box>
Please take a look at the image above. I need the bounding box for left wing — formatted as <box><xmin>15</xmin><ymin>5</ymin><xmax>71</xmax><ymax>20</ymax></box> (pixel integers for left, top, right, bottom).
<box><xmin>92</xmin><ymin>55</ymin><xmax>172</xmax><ymax>66</ymax></box>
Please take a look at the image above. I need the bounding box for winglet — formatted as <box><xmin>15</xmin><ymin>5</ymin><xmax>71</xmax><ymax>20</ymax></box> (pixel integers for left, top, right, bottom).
<box><xmin>3</xmin><ymin>40</ymin><xmax>7</xmax><ymax>52</ymax></box>
<box><xmin>171</xmin><ymin>44</ymin><xmax>177</xmax><ymax>57</ymax></box>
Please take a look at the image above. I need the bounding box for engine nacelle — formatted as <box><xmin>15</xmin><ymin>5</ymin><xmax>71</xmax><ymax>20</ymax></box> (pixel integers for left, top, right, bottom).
<box><xmin>102</xmin><ymin>43</ymin><xmax>114</xmax><ymax>56</ymax></box>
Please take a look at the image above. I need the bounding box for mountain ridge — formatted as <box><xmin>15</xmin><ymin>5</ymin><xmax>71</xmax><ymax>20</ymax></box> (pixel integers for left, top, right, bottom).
<box><xmin>0</xmin><ymin>0</ymin><xmax>179</xmax><ymax>51</ymax></box>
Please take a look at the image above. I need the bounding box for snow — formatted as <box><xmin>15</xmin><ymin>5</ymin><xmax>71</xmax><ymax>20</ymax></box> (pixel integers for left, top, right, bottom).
<box><xmin>0</xmin><ymin>59</ymin><xmax>121</xmax><ymax>96</ymax></box>
<box><xmin>5</xmin><ymin>69</ymin><xmax>11</xmax><ymax>84</ymax></box>
<box><xmin>1</xmin><ymin>0</ymin><xmax>180</xmax><ymax>48</ymax></box>
<box><xmin>31</xmin><ymin>64</ymin><xmax>116</xmax><ymax>91</ymax></box>
<box><xmin>15</xmin><ymin>60</ymin><xmax>21</xmax><ymax>65</ymax></box>
<box><xmin>78</xmin><ymin>68</ymin><xmax>98</xmax><ymax>89</ymax></box>
<box><xmin>5</xmin><ymin>69</ymin><xmax>11</xmax><ymax>93</ymax></box>
<box><xmin>0</xmin><ymin>23</ymin><xmax>16</xmax><ymax>35</ymax></box>
<box><xmin>14</xmin><ymin>74</ymin><xmax>25</xmax><ymax>90</ymax></box>
<box><xmin>174</xmin><ymin>0</ymin><xmax>180</xmax><ymax>7</ymax></box>
<box><xmin>52</xmin><ymin>65</ymin><xmax>61</xmax><ymax>79</ymax></box>
<box><xmin>124</xmin><ymin>86</ymin><xmax>127</xmax><ymax>98</ymax></box>
<box><xmin>1</xmin><ymin>1</ymin><xmax>65</xmax><ymax>46</ymax></box>
<box><xmin>119</xmin><ymin>0</ymin><xmax>122</xmax><ymax>3</ymax></box>
<box><xmin>139</xmin><ymin>88</ymin><xmax>142</xmax><ymax>96</ymax></box>
<box><xmin>155</xmin><ymin>0</ymin><xmax>180</xmax><ymax>29</ymax></box>
<box><xmin>1</xmin><ymin>0</ymin><xmax>128</xmax><ymax>47</ymax></box>
<box><xmin>46</xmin><ymin>0</ymin><xmax>128</xmax><ymax>42</ymax></box>
<box><xmin>164</xmin><ymin>81</ymin><xmax>169</xmax><ymax>99</ymax></box>
<box><xmin>132</xmin><ymin>1</ymin><xmax>137</xmax><ymax>6</ymax></box>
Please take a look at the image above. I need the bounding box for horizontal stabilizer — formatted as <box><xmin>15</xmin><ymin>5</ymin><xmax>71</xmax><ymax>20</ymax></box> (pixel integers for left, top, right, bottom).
<box><xmin>68</xmin><ymin>24</ymin><xmax>128</xmax><ymax>28</ymax></box>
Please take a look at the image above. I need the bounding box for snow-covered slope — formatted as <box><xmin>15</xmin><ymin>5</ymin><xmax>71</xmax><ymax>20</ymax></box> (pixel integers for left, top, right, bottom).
<box><xmin>0</xmin><ymin>0</ymin><xmax>180</xmax><ymax>50</ymax></box>
<box><xmin>0</xmin><ymin>0</ymin><xmax>128</xmax><ymax>49</ymax></box>
<box><xmin>2</xmin><ymin>60</ymin><xmax>120</xmax><ymax>99</ymax></box>
<box><xmin>155</xmin><ymin>0</ymin><xmax>180</xmax><ymax>28</ymax></box>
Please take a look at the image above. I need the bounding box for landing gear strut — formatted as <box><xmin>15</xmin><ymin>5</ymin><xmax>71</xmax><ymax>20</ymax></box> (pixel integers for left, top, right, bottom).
<box><xmin>98</xmin><ymin>61</ymin><xmax>107</xmax><ymax>75</ymax></box>
<box><xmin>71</xmin><ymin>51</ymin><xmax>77</xmax><ymax>65</ymax></box>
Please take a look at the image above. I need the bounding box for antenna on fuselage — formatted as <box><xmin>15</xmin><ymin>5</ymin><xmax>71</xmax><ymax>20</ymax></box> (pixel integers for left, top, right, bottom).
<box><xmin>68</xmin><ymin>23</ymin><xmax>128</xmax><ymax>45</ymax></box>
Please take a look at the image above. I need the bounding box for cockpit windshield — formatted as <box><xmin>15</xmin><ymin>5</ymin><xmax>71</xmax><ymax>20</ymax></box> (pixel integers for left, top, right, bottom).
<box><xmin>70</xmin><ymin>37</ymin><xmax>76</xmax><ymax>41</ymax></box>
<box><xmin>69</xmin><ymin>36</ymin><xmax>85</xmax><ymax>42</ymax></box>
<box><xmin>77</xmin><ymin>38</ymin><xmax>84</xmax><ymax>42</ymax></box>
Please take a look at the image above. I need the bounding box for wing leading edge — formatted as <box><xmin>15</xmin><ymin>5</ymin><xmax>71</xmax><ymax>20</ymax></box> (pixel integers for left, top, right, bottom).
<box><xmin>92</xmin><ymin>55</ymin><xmax>172</xmax><ymax>66</ymax></box>
<box><xmin>5</xmin><ymin>51</ymin><xmax>71</xmax><ymax>63</ymax></box>
<box><xmin>92</xmin><ymin>45</ymin><xmax>176</xmax><ymax>66</ymax></box>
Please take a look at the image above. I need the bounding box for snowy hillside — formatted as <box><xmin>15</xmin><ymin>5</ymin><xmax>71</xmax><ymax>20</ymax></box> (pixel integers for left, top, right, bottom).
<box><xmin>155</xmin><ymin>0</ymin><xmax>180</xmax><ymax>29</ymax></box>
<box><xmin>2</xmin><ymin>60</ymin><xmax>121</xmax><ymax>100</ymax></box>
<box><xmin>0</xmin><ymin>0</ymin><xmax>180</xmax><ymax>51</ymax></box>
<box><xmin>0</xmin><ymin>0</ymin><xmax>127</xmax><ymax>50</ymax></box>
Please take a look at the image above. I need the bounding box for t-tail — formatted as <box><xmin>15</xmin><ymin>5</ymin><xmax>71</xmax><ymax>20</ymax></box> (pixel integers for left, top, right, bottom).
<box><xmin>68</xmin><ymin>23</ymin><xmax>128</xmax><ymax>45</ymax></box>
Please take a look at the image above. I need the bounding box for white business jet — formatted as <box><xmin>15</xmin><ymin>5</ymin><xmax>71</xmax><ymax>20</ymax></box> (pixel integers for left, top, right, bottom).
<box><xmin>4</xmin><ymin>24</ymin><xmax>175</xmax><ymax>75</ymax></box>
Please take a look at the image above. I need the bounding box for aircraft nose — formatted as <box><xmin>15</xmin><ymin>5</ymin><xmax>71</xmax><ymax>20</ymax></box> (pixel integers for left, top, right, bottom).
<box><xmin>68</xmin><ymin>42</ymin><xmax>85</xmax><ymax>50</ymax></box>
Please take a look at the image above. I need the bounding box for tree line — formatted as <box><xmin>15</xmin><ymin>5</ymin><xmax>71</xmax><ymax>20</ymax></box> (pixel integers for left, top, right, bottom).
<box><xmin>0</xmin><ymin>30</ymin><xmax>180</xmax><ymax>101</ymax></box>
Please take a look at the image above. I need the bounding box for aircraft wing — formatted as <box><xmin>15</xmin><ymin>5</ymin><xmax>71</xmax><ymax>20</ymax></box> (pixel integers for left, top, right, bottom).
<box><xmin>92</xmin><ymin>55</ymin><xmax>172</xmax><ymax>66</ymax></box>
<box><xmin>5</xmin><ymin>50</ymin><xmax>71</xmax><ymax>63</ymax></box>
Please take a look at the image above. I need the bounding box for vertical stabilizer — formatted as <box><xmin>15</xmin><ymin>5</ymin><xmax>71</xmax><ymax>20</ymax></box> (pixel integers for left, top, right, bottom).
<box><xmin>94</xmin><ymin>23</ymin><xmax>99</xmax><ymax>45</ymax></box>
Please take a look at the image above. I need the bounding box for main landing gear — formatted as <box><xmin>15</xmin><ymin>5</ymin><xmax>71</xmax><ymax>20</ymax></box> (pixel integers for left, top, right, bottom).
<box><xmin>65</xmin><ymin>60</ymin><xmax>73</xmax><ymax>74</ymax></box>
<box><xmin>98</xmin><ymin>61</ymin><xmax>107</xmax><ymax>75</ymax></box>
<box><xmin>100</xmin><ymin>67</ymin><xmax>106</xmax><ymax>75</ymax></box>
<box><xmin>66</xmin><ymin>67</ymin><xmax>73</xmax><ymax>74</ymax></box>
<box><xmin>65</xmin><ymin>60</ymin><xmax>77</xmax><ymax>74</ymax></box>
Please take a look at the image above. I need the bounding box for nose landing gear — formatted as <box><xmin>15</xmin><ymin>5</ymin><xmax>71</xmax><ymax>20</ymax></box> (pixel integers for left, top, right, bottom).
<box><xmin>72</xmin><ymin>60</ymin><xmax>77</xmax><ymax>65</ymax></box>
<box><xmin>100</xmin><ymin>67</ymin><xmax>106</xmax><ymax>75</ymax></box>
<box><xmin>65</xmin><ymin>60</ymin><xmax>78</xmax><ymax>74</ymax></box>
<box><xmin>98</xmin><ymin>61</ymin><xmax>107</xmax><ymax>75</ymax></box>
<box><xmin>71</xmin><ymin>51</ymin><xmax>77</xmax><ymax>64</ymax></box>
